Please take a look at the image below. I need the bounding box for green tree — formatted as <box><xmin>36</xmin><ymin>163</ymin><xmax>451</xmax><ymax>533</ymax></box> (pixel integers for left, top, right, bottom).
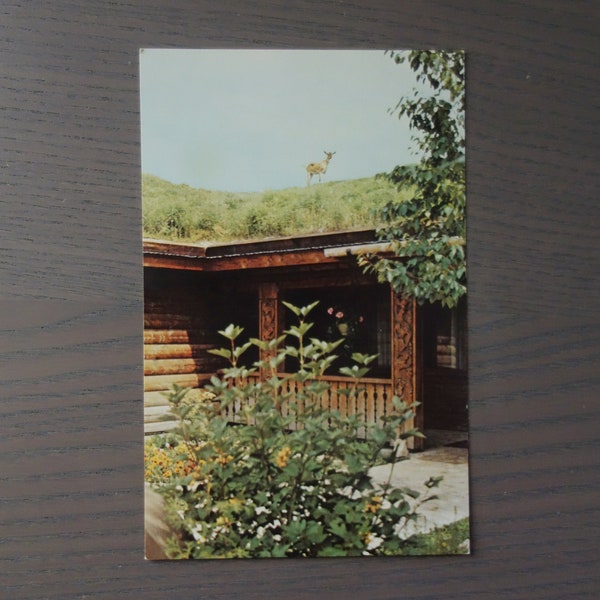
<box><xmin>360</xmin><ymin>50</ymin><xmax>466</xmax><ymax>308</ymax></box>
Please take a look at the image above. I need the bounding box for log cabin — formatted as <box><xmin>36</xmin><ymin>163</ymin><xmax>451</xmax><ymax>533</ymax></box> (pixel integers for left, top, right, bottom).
<box><xmin>143</xmin><ymin>229</ymin><xmax>468</xmax><ymax>450</ymax></box>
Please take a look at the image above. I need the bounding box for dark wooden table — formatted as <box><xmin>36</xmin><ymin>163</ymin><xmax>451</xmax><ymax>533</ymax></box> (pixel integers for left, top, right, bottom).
<box><xmin>1</xmin><ymin>2</ymin><xmax>598</xmax><ymax>598</ymax></box>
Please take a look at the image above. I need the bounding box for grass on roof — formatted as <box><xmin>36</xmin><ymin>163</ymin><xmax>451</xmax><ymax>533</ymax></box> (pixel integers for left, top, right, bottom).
<box><xmin>142</xmin><ymin>174</ymin><xmax>411</xmax><ymax>243</ymax></box>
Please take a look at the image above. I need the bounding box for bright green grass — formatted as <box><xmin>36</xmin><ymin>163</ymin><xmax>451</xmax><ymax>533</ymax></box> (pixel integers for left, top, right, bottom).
<box><xmin>398</xmin><ymin>517</ymin><xmax>470</xmax><ymax>555</ymax></box>
<box><xmin>142</xmin><ymin>173</ymin><xmax>411</xmax><ymax>243</ymax></box>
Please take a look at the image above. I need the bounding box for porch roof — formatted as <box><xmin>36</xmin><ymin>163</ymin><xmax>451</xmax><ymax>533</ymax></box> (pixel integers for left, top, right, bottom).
<box><xmin>143</xmin><ymin>229</ymin><xmax>392</xmax><ymax>272</ymax></box>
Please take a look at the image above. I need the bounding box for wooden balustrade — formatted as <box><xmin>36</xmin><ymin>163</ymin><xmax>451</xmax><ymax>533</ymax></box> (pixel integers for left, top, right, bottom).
<box><xmin>218</xmin><ymin>373</ymin><xmax>393</xmax><ymax>440</ymax></box>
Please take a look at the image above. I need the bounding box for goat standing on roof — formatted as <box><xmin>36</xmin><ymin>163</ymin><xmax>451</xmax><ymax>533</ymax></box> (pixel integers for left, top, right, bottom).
<box><xmin>306</xmin><ymin>151</ymin><xmax>335</xmax><ymax>186</ymax></box>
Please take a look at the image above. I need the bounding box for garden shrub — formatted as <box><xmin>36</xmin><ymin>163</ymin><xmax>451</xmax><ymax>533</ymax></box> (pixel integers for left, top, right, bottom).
<box><xmin>148</xmin><ymin>301</ymin><xmax>440</xmax><ymax>559</ymax></box>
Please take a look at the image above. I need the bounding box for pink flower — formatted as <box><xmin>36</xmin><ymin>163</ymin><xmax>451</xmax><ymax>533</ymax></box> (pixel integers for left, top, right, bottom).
<box><xmin>327</xmin><ymin>307</ymin><xmax>334</xmax><ymax>315</ymax></box>
<box><xmin>358</xmin><ymin>316</ymin><xmax>364</xmax><ymax>323</ymax></box>
<box><xmin>335</xmin><ymin>311</ymin><xmax>344</xmax><ymax>320</ymax></box>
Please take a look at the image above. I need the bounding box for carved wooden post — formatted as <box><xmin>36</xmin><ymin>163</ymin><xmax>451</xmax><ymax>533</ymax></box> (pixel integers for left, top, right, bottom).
<box><xmin>390</xmin><ymin>289</ymin><xmax>422</xmax><ymax>450</ymax></box>
<box><xmin>258</xmin><ymin>282</ymin><xmax>281</xmax><ymax>377</ymax></box>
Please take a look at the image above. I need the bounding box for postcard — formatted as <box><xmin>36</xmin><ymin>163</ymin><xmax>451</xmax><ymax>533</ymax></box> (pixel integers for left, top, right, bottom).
<box><xmin>141</xmin><ymin>49</ymin><xmax>469</xmax><ymax>559</ymax></box>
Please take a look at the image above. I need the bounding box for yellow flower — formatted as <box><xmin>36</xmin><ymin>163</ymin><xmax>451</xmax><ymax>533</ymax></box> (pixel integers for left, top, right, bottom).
<box><xmin>215</xmin><ymin>452</ymin><xmax>234</xmax><ymax>466</ymax></box>
<box><xmin>216</xmin><ymin>516</ymin><xmax>232</xmax><ymax>529</ymax></box>
<box><xmin>275</xmin><ymin>446</ymin><xmax>292</xmax><ymax>468</ymax></box>
<box><xmin>364</xmin><ymin>495</ymin><xmax>383</xmax><ymax>514</ymax></box>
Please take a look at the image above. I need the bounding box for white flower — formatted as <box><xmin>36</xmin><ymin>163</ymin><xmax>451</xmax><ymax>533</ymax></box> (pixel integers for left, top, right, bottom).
<box><xmin>394</xmin><ymin>516</ymin><xmax>423</xmax><ymax>540</ymax></box>
<box><xmin>187</xmin><ymin>480</ymin><xmax>200</xmax><ymax>493</ymax></box>
<box><xmin>191</xmin><ymin>525</ymin><xmax>205</xmax><ymax>542</ymax></box>
<box><xmin>366</xmin><ymin>534</ymin><xmax>384</xmax><ymax>551</ymax></box>
<box><xmin>255</xmin><ymin>506</ymin><xmax>269</xmax><ymax>516</ymax></box>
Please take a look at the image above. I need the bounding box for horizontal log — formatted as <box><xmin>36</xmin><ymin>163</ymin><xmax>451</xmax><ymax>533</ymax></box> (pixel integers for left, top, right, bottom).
<box><xmin>145</xmin><ymin>358</ymin><xmax>204</xmax><ymax>376</ymax></box>
<box><xmin>144</xmin><ymin>405</ymin><xmax>174</xmax><ymax>422</ymax></box>
<box><xmin>144</xmin><ymin>343</ymin><xmax>214</xmax><ymax>360</ymax></box>
<box><xmin>144</xmin><ymin>327</ymin><xmax>206</xmax><ymax>344</ymax></box>
<box><xmin>145</xmin><ymin>421</ymin><xmax>179</xmax><ymax>435</ymax></box>
<box><xmin>145</xmin><ymin>388</ymin><xmax>215</xmax><ymax>408</ymax></box>
<box><xmin>144</xmin><ymin>373</ymin><xmax>211</xmax><ymax>392</ymax></box>
<box><xmin>144</xmin><ymin>356</ymin><xmax>227</xmax><ymax>376</ymax></box>
<box><xmin>144</xmin><ymin>299</ymin><xmax>209</xmax><ymax>313</ymax></box>
<box><xmin>144</xmin><ymin>314</ymin><xmax>212</xmax><ymax>329</ymax></box>
<box><xmin>144</xmin><ymin>391</ymin><xmax>170</xmax><ymax>407</ymax></box>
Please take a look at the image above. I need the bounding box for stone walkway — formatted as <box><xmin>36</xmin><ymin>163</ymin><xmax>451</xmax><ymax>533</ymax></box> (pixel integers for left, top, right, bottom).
<box><xmin>369</xmin><ymin>437</ymin><xmax>470</xmax><ymax>543</ymax></box>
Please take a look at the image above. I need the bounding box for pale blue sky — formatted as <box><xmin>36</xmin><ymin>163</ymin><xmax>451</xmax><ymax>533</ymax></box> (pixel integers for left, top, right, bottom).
<box><xmin>140</xmin><ymin>49</ymin><xmax>423</xmax><ymax>193</ymax></box>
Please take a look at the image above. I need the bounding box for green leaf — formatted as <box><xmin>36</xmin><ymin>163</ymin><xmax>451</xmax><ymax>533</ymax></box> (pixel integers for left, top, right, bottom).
<box><xmin>327</xmin><ymin>518</ymin><xmax>348</xmax><ymax>539</ymax></box>
<box><xmin>281</xmin><ymin>300</ymin><xmax>302</xmax><ymax>316</ymax></box>
<box><xmin>208</xmin><ymin>348</ymin><xmax>232</xmax><ymax>360</ymax></box>
<box><xmin>233</xmin><ymin>341</ymin><xmax>252</xmax><ymax>359</ymax></box>
<box><xmin>218</xmin><ymin>324</ymin><xmax>244</xmax><ymax>341</ymax></box>
<box><xmin>339</xmin><ymin>365</ymin><xmax>370</xmax><ymax>379</ymax></box>
<box><xmin>299</xmin><ymin>300</ymin><xmax>320</xmax><ymax>317</ymax></box>
<box><xmin>285</xmin><ymin>322</ymin><xmax>313</xmax><ymax>338</ymax></box>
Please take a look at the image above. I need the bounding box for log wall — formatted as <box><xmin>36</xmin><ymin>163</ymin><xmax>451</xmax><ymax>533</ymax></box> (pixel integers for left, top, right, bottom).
<box><xmin>143</xmin><ymin>283</ymin><xmax>226</xmax><ymax>434</ymax></box>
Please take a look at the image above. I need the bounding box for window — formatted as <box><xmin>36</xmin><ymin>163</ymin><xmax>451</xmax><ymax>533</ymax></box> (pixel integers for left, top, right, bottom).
<box><xmin>423</xmin><ymin>300</ymin><xmax>467</xmax><ymax>370</ymax></box>
<box><xmin>282</xmin><ymin>284</ymin><xmax>390</xmax><ymax>377</ymax></box>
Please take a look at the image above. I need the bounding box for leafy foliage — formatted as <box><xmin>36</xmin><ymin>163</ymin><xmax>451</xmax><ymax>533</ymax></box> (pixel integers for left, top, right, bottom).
<box><xmin>147</xmin><ymin>302</ymin><xmax>440</xmax><ymax>559</ymax></box>
<box><xmin>360</xmin><ymin>51</ymin><xmax>466</xmax><ymax>308</ymax></box>
<box><xmin>142</xmin><ymin>174</ymin><xmax>410</xmax><ymax>243</ymax></box>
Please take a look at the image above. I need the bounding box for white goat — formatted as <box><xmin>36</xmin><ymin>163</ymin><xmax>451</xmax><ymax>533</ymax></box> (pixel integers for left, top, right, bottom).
<box><xmin>306</xmin><ymin>151</ymin><xmax>335</xmax><ymax>186</ymax></box>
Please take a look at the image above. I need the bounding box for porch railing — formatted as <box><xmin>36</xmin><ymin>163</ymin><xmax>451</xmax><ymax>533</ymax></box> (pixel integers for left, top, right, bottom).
<box><xmin>219</xmin><ymin>373</ymin><xmax>393</xmax><ymax>440</ymax></box>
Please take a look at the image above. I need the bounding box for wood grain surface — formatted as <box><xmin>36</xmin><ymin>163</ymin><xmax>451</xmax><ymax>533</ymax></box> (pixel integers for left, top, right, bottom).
<box><xmin>1</xmin><ymin>1</ymin><xmax>598</xmax><ymax>598</ymax></box>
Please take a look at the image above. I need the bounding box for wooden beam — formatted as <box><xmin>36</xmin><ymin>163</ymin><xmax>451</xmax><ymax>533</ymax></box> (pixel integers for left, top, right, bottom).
<box><xmin>144</xmin><ymin>343</ymin><xmax>214</xmax><ymax>360</ymax></box>
<box><xmin>143</xmin><ymin>249</ymin><xmax>350</xmax><ymax>272</ymax></box>
<box><xmin>258</xmin><ymin>282</ymin><xmax>282</xmax><ymax>373</ymax></box>
<box><xmin>144</xmin><ymin>358</ymin><xmax>204</xmax><ymax>376</ymax></box>
<box><xmin>143</xmin><ymin>239</ymin><xmax>207</xmax><ymax>257</ymax></box>
<box><xmin>143</xmin><ymin>329</ymin><xmax>212</xmax><ymax>344</ymax></box>
<box><xmin>144</xmin><ymin>373</ymin><xmax>212</xmax><ymax>392</ymax></box>
<box><xmin>390</xmin><ymin>290</ymin><xmax>421</xmax><ymax>450</ymax></box>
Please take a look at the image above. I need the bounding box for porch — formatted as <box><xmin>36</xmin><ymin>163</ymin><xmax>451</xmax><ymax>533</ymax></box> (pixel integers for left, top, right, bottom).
<box><xmin>143</xmin><ymin>230</ymin><xmax>468</xmax><ymax>448</ymax></box>
<box><xmin>145</xmin><ymin>372</ymin><xmax>394</xmax><ymax>441</ymax></box>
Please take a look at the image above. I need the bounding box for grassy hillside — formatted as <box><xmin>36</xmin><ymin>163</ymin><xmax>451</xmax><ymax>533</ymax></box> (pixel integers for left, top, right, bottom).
<box><xmin>142</xmin><ymin>174</ymin><xmax>410</xmax><ymax>243</ymax></box>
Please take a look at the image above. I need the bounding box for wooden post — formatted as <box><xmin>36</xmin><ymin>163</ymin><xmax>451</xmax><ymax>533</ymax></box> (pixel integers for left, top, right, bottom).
<box><xmin>258</xmin><ymin>282</ymin><xmax>281</xmax><ymax>376</ymax></box>
<box><xmin>390</xmin><ymin>289</ymin><xmax>422</xmax><ymax>450</ymax></box>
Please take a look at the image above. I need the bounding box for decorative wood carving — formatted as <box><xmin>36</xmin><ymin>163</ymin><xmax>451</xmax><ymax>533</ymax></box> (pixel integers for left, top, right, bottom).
<box><xmin>390</xmin><ymin>290</ymin><xmax>420</xmax><ymax>448</ymax></box>
<box><xmin>259</xmin><ymin>282</ymin><xmax>280</xmax><ymax>373</ymax></box>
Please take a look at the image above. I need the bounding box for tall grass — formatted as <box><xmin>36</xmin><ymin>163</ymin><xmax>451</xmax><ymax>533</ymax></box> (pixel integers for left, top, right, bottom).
<box><xmin>142</xmin><ymin>174</ymin><xmax>410</xmax><ymax>243</ymax></box>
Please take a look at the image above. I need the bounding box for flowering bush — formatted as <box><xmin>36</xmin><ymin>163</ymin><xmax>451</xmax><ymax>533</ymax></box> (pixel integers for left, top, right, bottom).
<box><xmin>148</xmin><ymin>301</ymin><xmax>439</xmax><ymax>559</ymax></box>
<box><xmin>144</xmin><ymin>436</ymin><xmax>198</xmax><ymax>483</ymax></box>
